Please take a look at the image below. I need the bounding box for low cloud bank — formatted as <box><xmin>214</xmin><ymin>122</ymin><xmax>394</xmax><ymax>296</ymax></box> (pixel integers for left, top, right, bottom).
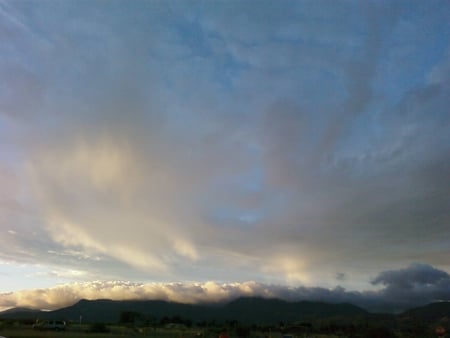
<box><xmin>1</xmin><ymin>264</ymin><xmax>449</xmax><ymax>313</ymax></box>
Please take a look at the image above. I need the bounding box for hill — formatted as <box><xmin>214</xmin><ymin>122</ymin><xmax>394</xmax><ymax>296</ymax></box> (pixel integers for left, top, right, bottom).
<box><xmin>399</xmin><ymin>301</ymin><xmax>450</xmax><ymax>323</ymax></box>
<box><xmin>222</xmin><ymin>297</ymin><xmax>368</xmax><ymax>323</ymax></box>
<box><xmin>0</xmin><ymin>297</ymin><xmax>369</xmax><ymax>325</ymax></box>
<box><xmin>0</xmin><ymin>307</ymin><xmax>41</xmax><ymax>315</ymax></box>
<box><xmin>0</xmin><ymin>307</ymin><xmax>42</xmax><ymax>321</ymax></box>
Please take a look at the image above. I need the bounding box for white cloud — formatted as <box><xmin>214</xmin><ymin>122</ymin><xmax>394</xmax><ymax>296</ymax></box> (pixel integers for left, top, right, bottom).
<box><xmin>0</xmin><ymin>281</ymin><xmax>274</xmax><ymax>311</ymax></box>
<box><xmin>1</xmin><ymin>264</ymin><xmax>449</xmax><ymax>312</ymax></box>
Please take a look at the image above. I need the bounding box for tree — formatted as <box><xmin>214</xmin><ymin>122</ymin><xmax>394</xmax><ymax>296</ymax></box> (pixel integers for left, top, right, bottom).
<box><xmin>120</xmin><ymin>311</ymin><xmax>140</xmax><ymax>324</ymax></box>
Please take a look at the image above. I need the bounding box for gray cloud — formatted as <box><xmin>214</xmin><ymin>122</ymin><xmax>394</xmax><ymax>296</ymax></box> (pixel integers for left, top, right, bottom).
<box><xmin>372</xmin><ymin>263</ymin><xmax>449</xmax><ymax>289</ymax></box>
<box><xmin>0</xmin><ymin>0</ymin><xmax>449</xmax><ymax>295</ymax></box>
<box><xmin>369</xmin><ymin>263</ymin><xmax>450</xmax><ymax>311</ymax></box>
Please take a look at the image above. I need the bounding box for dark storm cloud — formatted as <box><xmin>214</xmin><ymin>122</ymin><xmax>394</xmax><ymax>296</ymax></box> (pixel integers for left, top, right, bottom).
<box><xmin>372</xmin><ymin>263</ymin><xmax>450</xmax><ymax>289</ymax></box>
<box><xmin>369</xmin><ymin>263</ymin><xmax>450</xmax><ymax>311</ymax></box>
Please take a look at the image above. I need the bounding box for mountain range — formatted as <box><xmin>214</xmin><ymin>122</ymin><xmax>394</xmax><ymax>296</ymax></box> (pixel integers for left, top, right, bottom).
<box><xmin>1</xmin><ymin>297</ymin><xmax>449</xmax><ymax>327</ymax></box>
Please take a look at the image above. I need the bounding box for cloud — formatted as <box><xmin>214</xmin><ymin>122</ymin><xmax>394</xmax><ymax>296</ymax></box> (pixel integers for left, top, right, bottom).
<box><xmin>0</xmin><ymin>0</ymin><xmax>449</xmax><ymax>294</ymax></box>
<box><xmin>0</xmin><ymin>281</ymin><xmax>277</xmax><ymax>311</ymax></box>
<box><xmin>370</xmin><ymin>263</ymin><xmax>450</xmax><ymax>311</ymax></box>
<box><xmin>336</xmin><ymin>273</ymin><xmax>346</xmax><ymax>282</ymax></box>
<box><xmin>372</xmin><ymin>263</ymin><xmax>450</xmax><ymax>289</ymax></box>
<box><xmin>1</xmin><ymin>264</ymin><xmax>449</xmax><ymax>313</ymax></box>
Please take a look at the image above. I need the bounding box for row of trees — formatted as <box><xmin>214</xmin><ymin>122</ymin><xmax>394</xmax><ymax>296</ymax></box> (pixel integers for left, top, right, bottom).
<box><xmin>117</xmin><ymin>311</ymin><xmax>448</xmax><ymax>337</ymax></box>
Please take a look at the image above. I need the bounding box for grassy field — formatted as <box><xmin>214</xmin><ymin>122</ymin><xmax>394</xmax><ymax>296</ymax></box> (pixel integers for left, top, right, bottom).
<box><xmin>0</xmin><ymin>327</ymin><xmax>342</xmax><ymax>338</ymax></box>
<box><xmin>1</xmin><ymin>328</ymin><xmax>201</xmax><ymax>338</ymax></box>
<box><xmin>0</xmin><ymin>328</ymin><xmax>204</xmax><ymax>338</ymax></box>
<box><xmin>0</xmin><ymin>322</ymin><xmax>349</xmax><ymax>338</ymax></box>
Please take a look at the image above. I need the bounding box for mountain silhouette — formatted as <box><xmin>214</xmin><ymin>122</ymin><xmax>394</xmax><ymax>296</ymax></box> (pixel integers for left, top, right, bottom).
<box><xmin>399</xmin><ymin>301</ymin><xmax>450</xmax><ymax>323</ymax></box>
<box><xmin>0</xmin><ymin>297</ymin><xmax>368</xmax><ymax>324</ymax></box>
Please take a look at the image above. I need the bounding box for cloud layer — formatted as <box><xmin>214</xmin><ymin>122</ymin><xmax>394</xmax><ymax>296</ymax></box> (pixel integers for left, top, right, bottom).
<box><xmin>0</xmin><ymin>0</ymin><xmax>449</xmax><ymax>304</ymax></box>
<box><xmin>1</xmin><ymin>264</ymin><xmax>449</xmax><ymax>313</ymax></box>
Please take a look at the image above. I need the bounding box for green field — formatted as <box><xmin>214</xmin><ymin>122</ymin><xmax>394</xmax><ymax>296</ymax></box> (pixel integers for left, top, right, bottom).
<box><xmin>1</xmin><ymin>327</ymin><xmax>203</xmax><ymax>338</ymax></box>
<box><xmin>0</xmin><ymin>325</ymin><xmax>340</xmax><ymax>338</ymax></box>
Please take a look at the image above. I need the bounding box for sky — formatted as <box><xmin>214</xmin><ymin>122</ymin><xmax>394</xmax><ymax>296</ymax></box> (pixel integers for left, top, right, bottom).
<box><xmin>0</xmin><ymin>0</ymin><xmax>449</xmax><ymax>313</ymax></box>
